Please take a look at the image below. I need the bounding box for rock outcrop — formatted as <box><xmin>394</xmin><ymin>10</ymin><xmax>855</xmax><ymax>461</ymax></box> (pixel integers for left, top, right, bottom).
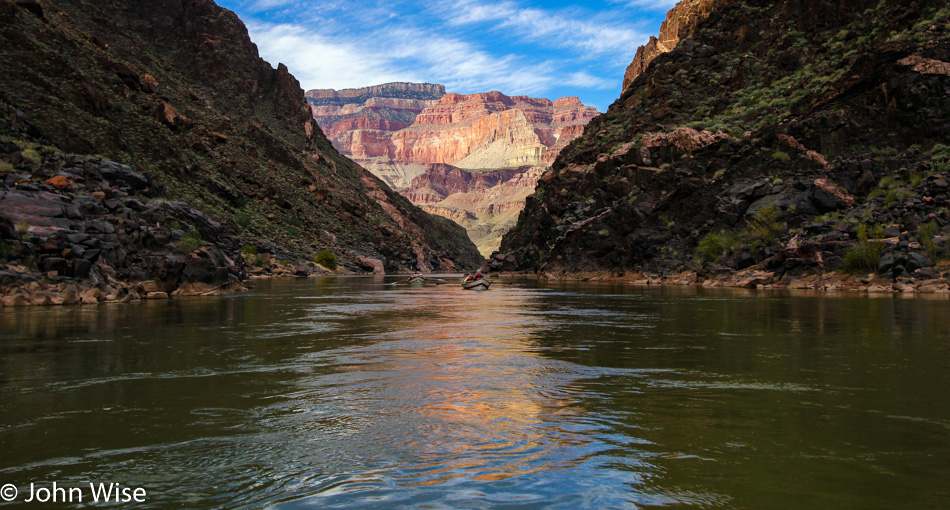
<box><xmin>391</xmin><ymin>92</ymin><xmax>598</xmax><ymax>172</ymax></box>
<box><xmin>497</xmin><ymin>0</ymin><xmax>950</xmax><ymax>283</ymax></box>
<box><xmin>308</xmin><ymin>82</ymin><xmax>446</xmax><ymax>168</ymax></box>
<box><xmin>621</xmin><ymin>0</ymin><xmax>724</xmax><ymax>92</ymax></box>
<box><xmin>0</xmin><ymin>147</ymin><xmax>251</xmax><ymax>303</ymax></box>
<box><xmin>0</xmin><ymin>0</ymin><xmax>482</xmax><ymax>288</ymax></box>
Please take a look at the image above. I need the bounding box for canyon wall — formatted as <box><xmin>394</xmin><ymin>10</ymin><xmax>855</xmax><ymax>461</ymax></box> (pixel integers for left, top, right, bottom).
<box><xmin>0</xmin><ymin>0</ymin><xmax>481</xmax><ymax>283</ymax></box>
<box><xmin>310</xmin><ymin>84</ymin><xmax>599</xmax><ymax>255</ymax></box>
<box><xmin>497</xmin><ymin>0</ymin><xmax>950</xmax><ymax>283</ymax></box>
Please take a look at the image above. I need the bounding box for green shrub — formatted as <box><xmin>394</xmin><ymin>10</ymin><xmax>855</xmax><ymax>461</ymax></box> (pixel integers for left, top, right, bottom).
<box><xmin>746</xmin><ymin>205</ymin><xmax>785</xmax><ymax>245</ymax></box>
<box><xmin>315</xmin><ymin>249</ymin><xmax>337</xmax><ymax>270</ymax></box>
<box><xmin>236</xmin><ymin>212</ymin><xmax>253</xmax><ymax>228</ymax></box>
<box><xmin>840</xmin><ymin>224</ymin><xmax>885</xmax><ymax>274</ymax></box>
<box><xmin>0</xmin><ymin>162</ymin><xmax>13</xmax><ymax>173</ymax></box>
<box><xmin>883</xmin><ymin>190</ymin><xmax>898</xmax><ymax>205</ymax></box>
<box><xmin>21</xmin><ymin>148</ymin><xmax>41</xmax><ymax>166</ymax></box>
<box><xmin>177</xmin><ymin>228</ymin><xmax>205</xmax><ymax>252</ymax></box>
<box><xmin>695</xmin><ymin>230</ymin><xmax>741</xmax><ymax>263</ymax></box>
<box><xmin>919</xmin><ymin>221</ymin><xmax>941</xmax><ymax>264</ymax></box>
<box><xmin>771</xmin><ymin>151</ymin><xmax>790</xmax><ymax>162</ymax></box>
<box><xmin>242</xmin><ymin>245</ymin><xmax>258</xmax><ymax>255</ymax></box>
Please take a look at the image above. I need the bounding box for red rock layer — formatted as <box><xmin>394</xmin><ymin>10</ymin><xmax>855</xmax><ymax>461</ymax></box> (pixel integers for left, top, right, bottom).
<box><xmin>323</xmin><ymin>118</ymin><xmax>409</xmax><ymax>137</ymax></box>
<box><xmin>391</xmin><ymin>92</ymin><xmax>598</xmax><ymax>167</ymax></box>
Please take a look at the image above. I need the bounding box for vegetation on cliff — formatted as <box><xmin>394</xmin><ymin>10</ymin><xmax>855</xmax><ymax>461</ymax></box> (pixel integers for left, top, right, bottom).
<box><xmin>499</xmin><ymin>0</ymin><xmax>950</xmax><ymax>284</ymax></box>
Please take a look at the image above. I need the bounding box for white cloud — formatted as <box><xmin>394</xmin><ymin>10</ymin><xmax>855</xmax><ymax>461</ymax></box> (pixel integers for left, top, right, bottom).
<box><xmin>246</xmin><ymin>22</ymin><xmax>420</xmax><ymax>90</ymax></box>
<box><xmin>622</xmin><ymin>0</ymin><xmax>680</xmax><ymax>11</ymax></box>
<box><xmin>222</xmin><ymin>0</ymin><xmax>657</xmax><ymax>107</ymax></box>
<box><xmin>246</xmin><ymin>21</ymin><xmax>556</xmax><ymax>95</ymax></box>
<box><xmin>564</xmin><ymin>71</ymin><xmax>613</xmax><ymax>90</ymax></box>
<box><xmin>248</xmin><ymin>0</ymin><xmax>298</xmax><ymax>11</ymax></box>
<box><xmin>443</xmin><ymin>0</ymin><xmax>648</xmax><ymax>57</ymax></box>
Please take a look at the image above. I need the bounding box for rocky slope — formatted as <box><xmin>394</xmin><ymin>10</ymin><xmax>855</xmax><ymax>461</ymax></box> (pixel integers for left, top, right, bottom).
<box><xmin>0</xmin><ymin>0</ymin><xmax>481</xmax><ymax>301</ymax></box>
<box><xmin>497</xmin><ymin>0</ymin><xmax>950</xmax><ymax>287</ymax></box>
<box><xmin>311</xmin><ymin>84</ymin><xmax>598</xmax><ymax>255</ymax></box>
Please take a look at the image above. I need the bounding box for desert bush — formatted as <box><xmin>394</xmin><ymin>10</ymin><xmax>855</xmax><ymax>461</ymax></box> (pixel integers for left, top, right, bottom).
<box><xmin>315</xmin><ymin>249</ymin><xmax>337</xmax><ymax>270</ymax></box>
<box><xmin>840</xmin><ymin>224</ymin><xmax>885</xmax><ymax>274</ymax></box>
<box><xmin>695</xmin><ymin>230</ymin><xmax>741</xmax><ymax>263</ymax></box>
<box><xmin>746</xmin><ymin>205</ymin><xmax>784</xmax><ymax>245</ymax></box>
<box><xmin>177</xmin><ymin>228</ymin><xmax>204</xmax><ymax>252</ymax></box>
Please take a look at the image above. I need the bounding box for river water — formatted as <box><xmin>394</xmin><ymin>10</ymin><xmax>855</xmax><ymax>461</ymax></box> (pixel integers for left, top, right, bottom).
<box><xmin>1</xmin><ymin>277</ymin><xmax>949</xmax><ymax>508</ymax></box>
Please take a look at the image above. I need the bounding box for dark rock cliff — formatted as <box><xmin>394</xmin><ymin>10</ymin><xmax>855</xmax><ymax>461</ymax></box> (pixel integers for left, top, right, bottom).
<box><xmin>499</xmin><ymin>0</ymin><xmax>950</xmax><ymax>281</ymax></box>
<box><xmin>0</xmin><ymin>0</ymin><xmax>481</xmax><ymax>283</ymax></box>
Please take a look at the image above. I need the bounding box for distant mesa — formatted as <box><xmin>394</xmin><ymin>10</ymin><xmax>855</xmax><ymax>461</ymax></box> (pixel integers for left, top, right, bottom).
<box><xmin>308</xmin><ymin>82</ymin><xmax>600</xmax><ymax>256</ymax></box>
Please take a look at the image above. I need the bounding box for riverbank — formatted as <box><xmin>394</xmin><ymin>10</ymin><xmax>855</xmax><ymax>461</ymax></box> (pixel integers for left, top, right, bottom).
<box><xmin>0</xmin><ymin>257</ymin><xmax>348</xmax><ymax>307</ymax></box>
<box><xmin>529</xmin><ymin>266</ymin><xmax>950</xmax><ymax>295</ymax></box>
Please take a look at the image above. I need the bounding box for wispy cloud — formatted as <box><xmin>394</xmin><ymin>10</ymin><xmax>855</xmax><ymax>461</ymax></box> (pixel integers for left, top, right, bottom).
<box><xmin>247</xmin><ymin>22</ymin><xmax>556</xmax><ymax>94</ymax></box>
<box><xmin>613</xmin><ymin>0</ymin><xmax>680</xmax><ymax>11</ymax></box>
<box><xmin>247</xmin><ymin>0</ymin><xmax>298</xmax><ymax>12</ymax></box>
<box><xmin>218</xmin><ymin>0</ymin><xmax>669</xmax><ymax>108</ymax></box>
<box><xmin>443</xmin><ymin>0</ymin><xmax>648</xmax><ymax>56</ymax></box>
<box><xmin>246</xmin><ymin>22</ymin><xmax>419</xmax><ymax>90</ymax></box>
<box><xmin>564</xmin><ymin>71</ymin><xmax>613</xmax><ymax>90</ymax></box>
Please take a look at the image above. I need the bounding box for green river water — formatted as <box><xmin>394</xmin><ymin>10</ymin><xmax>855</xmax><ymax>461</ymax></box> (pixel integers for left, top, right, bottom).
<box><xmin>1</xmin><ymin>277</ymin><xmax>949</xmax><ymax>508</ymax></box>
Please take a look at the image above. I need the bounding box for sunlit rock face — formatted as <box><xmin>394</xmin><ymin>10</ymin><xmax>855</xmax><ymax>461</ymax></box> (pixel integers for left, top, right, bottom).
<box><xmin>309</xmin><ymin>83</ymin><xmax>599</xmax><ymax>256</ymax></box>
<box><xmin>621</xmin><ymin>0</ymin><xmax>725</xmax><ymax>92</ymax></box>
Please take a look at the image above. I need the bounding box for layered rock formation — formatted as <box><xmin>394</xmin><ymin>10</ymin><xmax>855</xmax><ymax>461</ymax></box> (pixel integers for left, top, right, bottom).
<box><xmin>401</xmin><ymin>164</ymin><xmax>544</xmax><ymax>256</ymax></box>
<box><xmin>392</xmin><ymin>92</ymin><xmax>598</xmax><ymax>173</ymax></box>
<box><xmin>311</xmin><ymin>86</ymin><xmax>598</xmax><ymax>189</ymax></box>
<box><xmin>310</xmin><ymin>84</ymin><xmax>598</xmax><ymax>255</ymax></box>
<box><xmin>497</xmin><ymin>0</ymin><xmax>950</xmax><ymax>285</ymax></box>
<box><xmin>0</xmin><ymin>0</ymin><xmax>481</xmax><ymax>297</ymax></box>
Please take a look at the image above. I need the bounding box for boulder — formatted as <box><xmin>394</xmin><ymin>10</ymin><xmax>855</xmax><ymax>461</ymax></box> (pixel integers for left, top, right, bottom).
<box><xmin>356</xmin><ymin>256</ymin><xmax>385</xmax><ymax>274</ymax></box>
<box><xmin>735</xmin><ymin>252</ymin><xmax>755</xmax><ymax>270</ymax></box>
<box><xmin>1</xmin><ymin>293</ymin><xmax>31</xmax><ymax>306</ymax></box>
<box><xmin>906</xmin><ymin>253</ymin><xmax>931</xmax><ymax>272</ymax></box>
<box><xmin>79</xmin><ymin>287</ymin><xmax>102</xmax><ymax>304</ymax></box>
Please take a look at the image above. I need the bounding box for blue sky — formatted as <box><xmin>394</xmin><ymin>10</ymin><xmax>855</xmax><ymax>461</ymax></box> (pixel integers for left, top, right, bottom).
<box><xmin>214</xmin><ymin>0</ymin><xmax>679</xmax><ymax>111</ymax></box>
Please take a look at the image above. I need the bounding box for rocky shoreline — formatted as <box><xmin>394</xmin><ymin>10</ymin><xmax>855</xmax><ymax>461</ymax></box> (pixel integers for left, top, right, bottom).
<box><xmin>0</xmin><ymin>259</ymin><xmax>341</xmax><ymax>308</ymax></box>
<box><xmin>521</xmin><ymin>267</ymin><xmax>950</xmax><ymax>296</ymax></box>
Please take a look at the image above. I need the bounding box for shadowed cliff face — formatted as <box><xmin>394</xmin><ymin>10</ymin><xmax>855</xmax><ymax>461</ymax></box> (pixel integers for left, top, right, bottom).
<box><xmin>0</xmin><ymin>0</ymin><xmax>481</xmax><ymax>273</ymax></box>
<box><xmin>499</xmin><ymin>0</ymin><xmax>950</xmax><ymax>279</ymax></box>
